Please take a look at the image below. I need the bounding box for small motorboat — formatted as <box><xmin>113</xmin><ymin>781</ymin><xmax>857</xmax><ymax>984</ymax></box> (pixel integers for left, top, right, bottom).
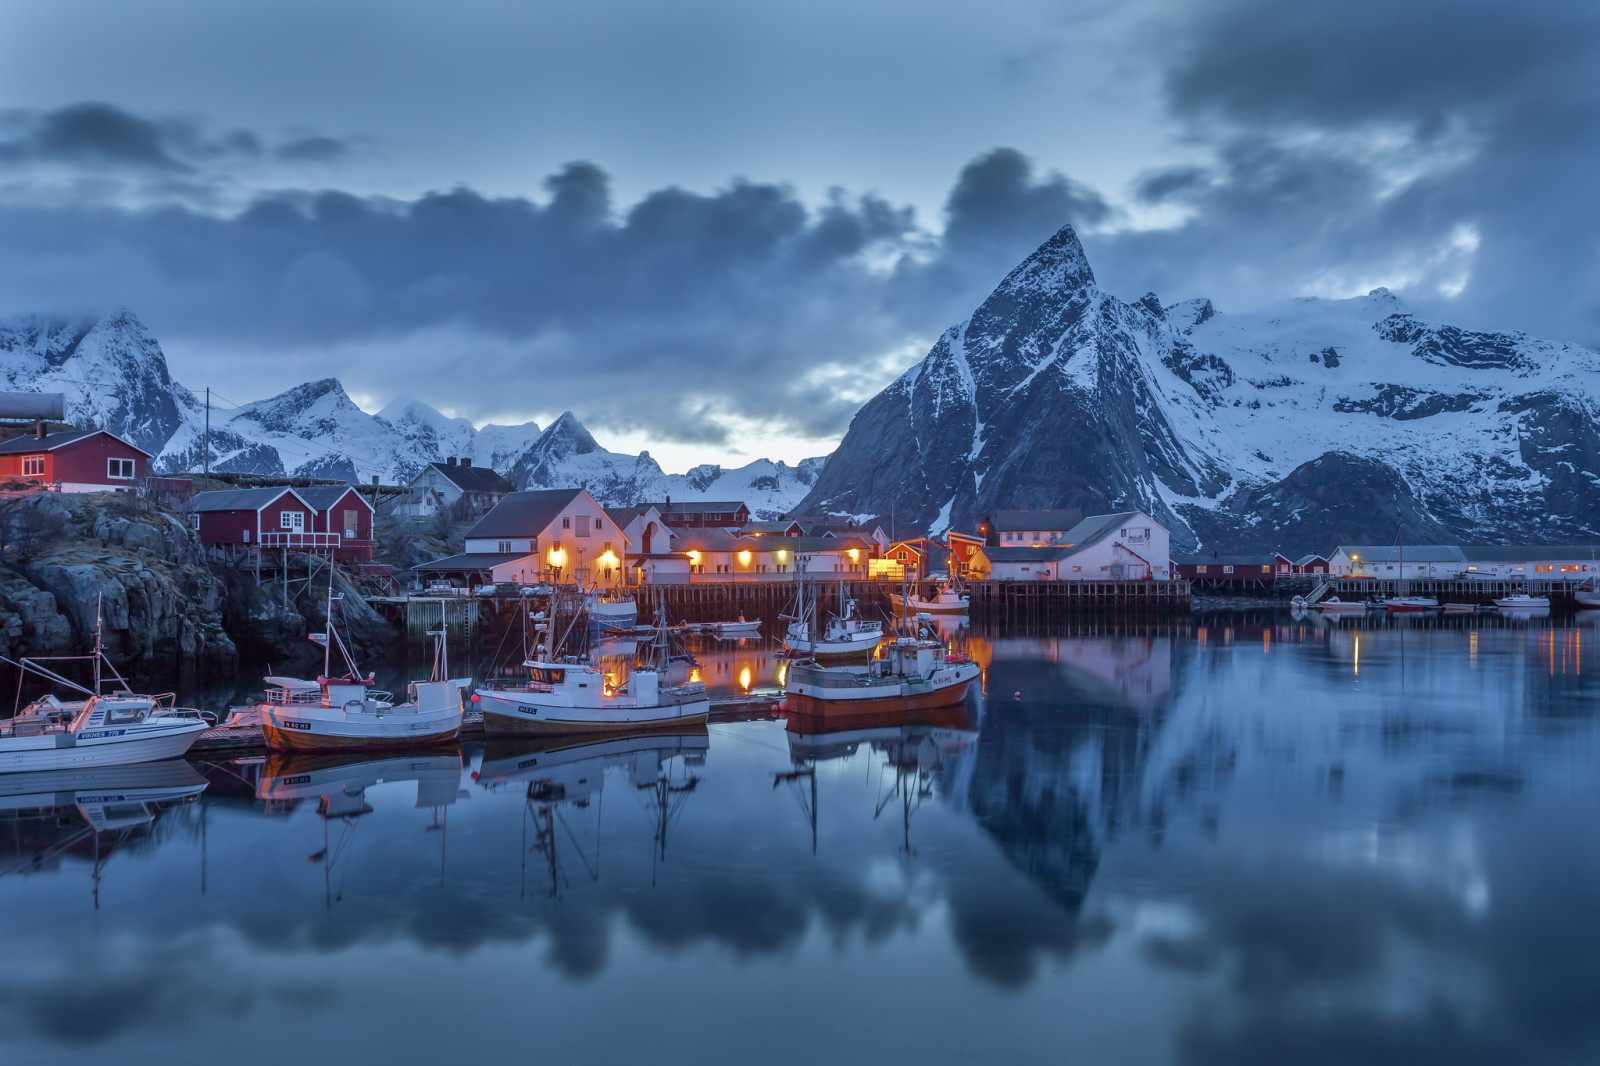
<box><xmin>888</xmin><ymin>584</ymin><xmax>969</xmax><ymax>615</ymax></box>
<box><xmin>1576</xmin><ymin>588</ymin><xmax>1600</xmax><ymax>608</ymax></box>
<box><xmin>1384</xmin><ymin>597</ymin><xmax>1438</xmax><ymax>613</ymax></box>
<box><xmin>1494</xmin><ymin>594</ymin><xmax>1551</xmax><ymax>609</ymax></box>
<box><xmin>710</xmin><ymin>618</ymin><xmax>761</xmax><ymax>637</ymax></box>
<box><xmin>1318</xmin><ymin>597</ymin><xmax>1369</xmax><ymax>614</ymax></box>
<box><xmin>1442</xmin><ymin>602</ymin><xmax>1478</xmax><ymax>614</ymax></box>
<box><xmin>783</xmin><ymin>591</ymin><xmax>883</xmax><ymax>660</ymax></box>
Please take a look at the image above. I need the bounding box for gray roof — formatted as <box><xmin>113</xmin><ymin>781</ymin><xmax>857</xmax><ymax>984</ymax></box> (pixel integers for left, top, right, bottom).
<box><xmin>465</xmin><ymin>488</ymin><xmax>585</xmax><ymax>539</ymax></box>
<box><xmin>1173</xmin><ymin>553</ymin><xmax>1277</xmax><ymax>566</ymax></box>
<box><xmin>297</xmin><ymin>485</ymin><xmax>372</xmax><ymax>511</ymax></box>
<box><xmin>1334</xmin><ymin>545</ymin><xmax>1467</xmax><ymax>563</ymax></box>
<box><xmin>646</xmin><ymin>500</ymin><xmax>748</xmax><ymax>515</ymax></box>
<box><xmin>1049</xmin><ymin>511</ymin><xmax>1148</xmax><ymax>558</ymax></box>
<box><xmin>741</xmin><ymin>535</ymin><xmax>872</xmax><ymax>554</ymax></box>
<box><xmin>1294</xmin><ymin>554</ymin><xmax>1329</xmax><ymax>566</ymax></box>
<box><xmin>604</xmin><ymin>505</ymin><xmax>651</xmax><ymax>528</ymax></box>
<box><xmin>671</xmin><ymin>528</ymin><xmax>747</xmax><ymax>552</ymax></box>
<box><xmin>985</xmin><ymin>545</ymin><xmax>1076</xmax><ymax>563</ymax></box>
<box><xmin>0</xmin><ymin>428</ymin><xmax>152</xmax><ymax>457</ymax></box>
<box><xmin>741</xmin><ymin>520</ymin><xmax>803</xmax><ymax>534</ymax></box>
<box><xmin>190</xmin><ymin>486</ymin><xmax>305</xmax><ymax>512</ymax></box>
<box><xmin>1461</xmin><ymin>545</ymin><xmax>1600</xmax><ymax>562</ymax></box>
<box><xmin>988</xmin><ymin>508</ymin><xmax>1086</xmax><ymax>532</ymax></box>
<box><xmin>413</xmin><ymin>551</ymin><xmax>536</xmax><ymax>572</ymax></box>
<box><xmin>423</xmin><ymin>462</ymin><xmax>513</xmax><ymax>494</ymax></box>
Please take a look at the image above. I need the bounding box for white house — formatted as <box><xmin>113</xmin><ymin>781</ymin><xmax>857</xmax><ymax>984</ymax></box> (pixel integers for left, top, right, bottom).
<box><xmin>985</xmin><ymin>511</ymin><xmax>1171</xmax><ymax>581</ymax></box>
<box><xmin>394</xmin><ymin>458</ymin><xmax>513</xmax><ymax>517</ymax></box>
<box><xmin>415</xmin><ymin>487</ymin><xmax>628</xmax><ymax>587</ymax></box>
<box><xmin>1327</xmin><ymin>545</ymin><xmax>1467</xmax><ymax>579</ymax></box>
<box><xmin>1458</xmin><ymin>545</ymin><xmax>1600</xmax><ymax>579</ymax></box>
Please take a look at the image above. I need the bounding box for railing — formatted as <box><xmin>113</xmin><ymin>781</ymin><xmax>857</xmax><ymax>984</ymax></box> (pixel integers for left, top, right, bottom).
<box><xmin>259</xmin><ymin>532</ymin><xmax>371</xmax><ymax>550</ymax></box>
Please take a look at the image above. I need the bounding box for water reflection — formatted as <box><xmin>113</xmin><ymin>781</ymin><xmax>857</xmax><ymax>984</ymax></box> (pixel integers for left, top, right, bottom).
<box><xmin>0</xmin><ymin>619</ymin><xmax>1596</xmax><ymax>1064</ymax></box>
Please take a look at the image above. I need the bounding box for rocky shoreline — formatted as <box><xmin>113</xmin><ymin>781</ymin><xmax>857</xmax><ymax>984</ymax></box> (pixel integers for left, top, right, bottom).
<box><xmin>0</xmin><ymin>490</ymin><xmax>399</xmax><ymax>686</ymax></box>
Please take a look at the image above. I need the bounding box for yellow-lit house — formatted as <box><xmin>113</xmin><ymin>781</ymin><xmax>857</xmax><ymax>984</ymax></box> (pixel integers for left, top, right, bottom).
<box><xmin>414</xmin><ymin>487</ymin><xmax>628</xmax><ymax>588</ymax></box>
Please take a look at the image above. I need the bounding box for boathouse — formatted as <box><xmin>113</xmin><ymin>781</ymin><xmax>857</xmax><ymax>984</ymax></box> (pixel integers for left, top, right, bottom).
<box><xmin>946</xmin><ymin>531</ymin><xmax>988</xmax><ymax>579</ymax></box>
<box><xmin>191</xmin><ymin>485</ymin><xmax>374</xmax><ymax>562</ymax></box>
<box><xmin>1173</xmin><ymin>553</ymin><xmax>1280</xmax><ymax>583</ymax></box>
<box><xmin>1328</xmin><ymin>545</ymin><xmax>1467</xmax><ymax>579</ymax></box>
<box><xmin>984</xmin><ymin>508</ymin><xmax>1086</xmax><ymax>546</ymax></box>
<box><xmin>0</xmin><ymin>429</ymin><xmax>151</xmax><ymax>493</ymax></box>
<box><xmin>296</xmin><ymin>485</ymin><xmax>375</xmax><ymax>562</ymax></box>
<box><xmin>417</xmin><ymin>487</ymin><xmax>624</xmax><ymax>588</ymax></box>
<box><xmin>1458</xmin><ymin>545</ymin><xmax>1600</xmax><ymax>579</ymax></box>
<box><xmin>1293</xmin><ymin>553</ymin><xmax>1329</xmax><ymax>575</ymax></box>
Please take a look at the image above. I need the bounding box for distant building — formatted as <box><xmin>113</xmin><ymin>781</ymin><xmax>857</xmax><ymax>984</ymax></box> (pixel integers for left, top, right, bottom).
<box><xmin>395</xmin><ymin>457</ymin><xmax>513</xmax><ymax>517</ymax></box>
<box><xmin>739</xmin><ymin>519</ymin><xmax>805</xmax><ymax>537</ymax></box>
<box><xmin>0</xmin><ymin>429</ymin><xmax>151</xmax><ymax>493</ymax></box>
<box><xmin>415</xmin><ymin>488</ymin><xmax>623</xmax><ymax>588</ymax></box>
<box><xmin>1293</xmin><ymin>554</ymin><xmax>1330</xmax><ymax>575</ymax></box>
<box><xmin>1172</xmin><ymin>553</ymin><xmax>1281</xmax><ymax>583</ymax></box>
<box><xmin>874</xmin><ymin>537</ymin><xmax>942</xmax><ymax>581</ymax></box>
<box><xmin>983</xmin><ymin>508</ymin><xmax>1086</xmax><ymax>547</ymax></box>
<box><xmin>190</xmin><ymin>485</ymin><xmax>373</xmax><ymax>562</ymax></box>
<box><xmin>946</xmin><ymin>531</ymin><xmax>988</xmax><ymax>579</ymax></box>
<box><xmin>985</xmin><ymin>511</ymin><xmax>1170</xmax><ymax>581</ymax></box>
<box><xmin>1328</xmin><ymin>545</ymin><xmax>1467</xmax><ymax>579</ymax></box>
<box><xmin>646</xmin><ymin>499</ymin><xmax>751</xmax><ymax>529</ymax></box>
<box><xmin>656</xmin><ymin>530</ymin><xmax>872</xmax><ymax>583</ymax></box>
<box><xmin>1459</xmin><ymin>545</ymin><xmax>1600</xmax><ymax>579</ymax></box>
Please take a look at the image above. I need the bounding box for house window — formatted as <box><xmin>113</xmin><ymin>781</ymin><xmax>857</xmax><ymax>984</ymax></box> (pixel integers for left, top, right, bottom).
<box><xmin>498</xmin><ymin>540</ymin><xmax>512</xmax><ymax>553</ymax></box>
<box><xmin>1261</xmin><ymin>565</ymin><xmax>1269</xmax><ymax>572</ymax></box>
<box><xmin>343</xmin><ymin>509</ymin><xmax>358</xmax><ymax>537</ymax></box>
<box><xmin>107</xmin><ymin>457</ymin><xmax>135</xmax><ymax>479</ymax></box>
<box><xmin>190</xmin><ymin>514</ymin><xmax>200</xmax><ymax>530</ymax></box>
<box><xmin>563</xmin><ymin>517</ymin><xmax>571</xmax><ymax>529</ymax></box>
<box><xmin>595</xmin><ymin>518</ymin><xmax>603</xmax><ymax>530</ymax></box>
<box><xmin>281</xmin><ymin>511</ymin><xmax>304</xmax><ymax>532</ymax></box>
<box><xmin>1072</xmin><ymin>566</ymin><xmax>1081</xmax><ymax>572</ymax></box>
<box><xmin>1120</xmin><ymin>528</ymin><xmax>1128</xmax><ymax>537</ymax></box>
<box><xmin>1223</xmin><ymin>565</ymin><xmax>1233</xmax><ymax>574</ymax></box>
<box><xmin>1197</xmin><ymin>565</ymin><xmax>1207</xmax><ymax>573</ymax></box>
<box><xmin>576</xmin><ymin>516</ymin><xmax>591</xmax><ymax>537</ymax></box>
<box><xmin>22</xmin><ymin>456</ymin><xmax>45</xmax><ymax>476</ymax></box>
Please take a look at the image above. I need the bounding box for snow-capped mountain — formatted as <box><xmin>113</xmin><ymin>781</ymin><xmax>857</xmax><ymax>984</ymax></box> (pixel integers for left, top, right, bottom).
<box><xmin>0</xmin><ymin>309</ymin><xmax>823</xmax><ymax>516</ymax></box>
<box><xmin>797</xmin><ymin>224</ymin><xmax>1600</xmax><ymax>550</ymax></box>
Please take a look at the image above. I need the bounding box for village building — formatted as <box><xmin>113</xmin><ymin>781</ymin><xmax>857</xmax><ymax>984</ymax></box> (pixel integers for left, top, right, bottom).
<box><xmin>984</xmin><ymin>511</ymin><xmax>1171</xmax><ymax>581</ymax></box>
<box><xmin>946</xmin><ymin>531</ymin><xmax>989</xmax><ymax>579</ymax></box>
<box><xmin>872</xmin><ymin>537</ymin><xmax>943</xmax><ymax>581</ymax></box>
<box><xmin>1328</xmin><ymin>545</ymin><xmax>1468</xmax><ymax>579</ymax></box>
<box><xmin>0</xmin><ymin>429</ymin><xmax>151</xmax><ymax>493</ymax></box>
<box><xmin>1172</xmin><ymin>553</ymin><xmax>1282</xmax><ymax>585</ymax></box>
<box><xmin>739</xmin><ymin>519</ymin><xmax>805</xmax><ymax>537</ymax></box>
<box><xmin>654</xmin><ymin>530</ymin><xmax>873</xmax><ymax>583</ymax></box>
<box><xmin>604</xmin><ymin>505</ymin><xmax>673</xmax><ymax>555</ymax></box>
<box><xmin>983</xmin><ymin>508</ymin><xmax>1086</xmax><ymax>546</ymax></box>
<box><xmin>190</xmin><ymin>485</ymin><xmax>374</xmax><ymax>563</ymax></box>
<box><xmin>1458</xmin><ymin>545</ymin><xmax>1600</xmax><ymax>579</ymax></box>
<box><xmin>647</xmin><ymin>499</ymin><xmax>751</xmax><ymax>529</ymax></box>
<box><xmin>415</xmin><ymin>488</ymin><xmax>624</xmax><ymax>588</ymax></box>
<box><xmin>395</xmin><ymin>457</ymin><xmax>513</xmax><ymax>517</ymax></box>
<box><xmin>1293</xmin><ymin>554</ymin><xmax>1330</xmax><ymax>575</ymax></box>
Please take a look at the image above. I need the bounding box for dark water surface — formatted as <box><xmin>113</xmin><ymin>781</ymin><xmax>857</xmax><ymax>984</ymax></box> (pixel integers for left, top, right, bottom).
<box><xmin>4</xmin><ymin>614</ymin><xmax>1600</xmax><ymax>1065</ymax></box>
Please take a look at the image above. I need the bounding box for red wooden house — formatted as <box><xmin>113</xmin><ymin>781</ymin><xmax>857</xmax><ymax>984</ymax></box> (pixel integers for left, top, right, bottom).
<box><xmin>946</xmin><ymin>531</ymin><xmax>987</xmax><ymax>578</ymax></box>
<box><xmin>190</xmin><ymin>485</ymin><xmax>374</xmax><ymax>562</ymax></box>
<box><xmin>0</xmin><ymin>429</ymin><xmax>151</xmax><ymax>492</ymax></box>
<box><xmin>881</xmin><ymin>538</ymin><xmax>942</xmax><ymax>580</ymax></box>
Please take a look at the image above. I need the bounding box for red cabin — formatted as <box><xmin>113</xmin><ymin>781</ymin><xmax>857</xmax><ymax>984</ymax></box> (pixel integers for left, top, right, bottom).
<box><xmin>0</xmin><ymin>429</ymin><xmax>151</xmax><ymax>492</ymax></box>
<box><xmin>190</xmin><ymin>485</ymin><xmax>373</xmax><ymax>562</ymax></box>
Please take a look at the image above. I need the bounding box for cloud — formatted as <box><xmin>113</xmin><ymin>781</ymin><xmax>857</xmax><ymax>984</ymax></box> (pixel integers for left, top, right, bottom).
<box><xmin>1090</xmin><ymin>0</ymin><xmax>1600</xmax><ymax>348</ymax></box>
<box><xmin>276</xmin><ymin>135</ymin><xmax>349</xmax><ymax>163</ymax></box>
<box><xmin>0</xmin><ymin>131</ymin><xmax>1106</xmax><ymax>448</ymax></box>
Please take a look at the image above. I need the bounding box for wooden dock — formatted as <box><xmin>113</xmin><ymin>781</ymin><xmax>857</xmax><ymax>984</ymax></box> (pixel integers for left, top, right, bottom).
<box><xmin>967</xmin><ymin>579</ymin><xmax>1191</xmax><ymax>620</ymax></box>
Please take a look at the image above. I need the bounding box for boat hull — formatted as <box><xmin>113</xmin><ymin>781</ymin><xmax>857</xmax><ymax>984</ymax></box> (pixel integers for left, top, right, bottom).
<box><xmin>0</xmin><ymin>721</ymin><xmax>206</xmax><ymax>774</ymax></box>
<box><xmin>479</xmin><ymin>702</ymin><xmax>710</xmax><ymax>736</ymax></box>
<box><xmin>784</xmin><ymin>672</ymin><xmax>976</xmax><ymax>724</ymax></box>
<box><xmin>888</xmin><ymin>593</ymin><xmax>968</xmax><ymax>615</ymax></box>
<box><xmin>259</xmin><ymin>711</ymin><xmax>461</xmax><ymax>752</ymax></box>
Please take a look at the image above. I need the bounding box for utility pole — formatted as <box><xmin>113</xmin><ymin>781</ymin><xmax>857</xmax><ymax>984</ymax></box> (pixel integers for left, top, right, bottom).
<box><xmin>203</xmin><ymin>387</ymin><xmax>210</xmax><ymax>478</ymax></box>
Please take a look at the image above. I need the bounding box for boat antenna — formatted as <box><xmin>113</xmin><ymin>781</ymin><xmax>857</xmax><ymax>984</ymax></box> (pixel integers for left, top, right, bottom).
<box><xmin>324</xmin><ymin>576</ymin><xmax>334</xmax><ymax>678</ymax></box>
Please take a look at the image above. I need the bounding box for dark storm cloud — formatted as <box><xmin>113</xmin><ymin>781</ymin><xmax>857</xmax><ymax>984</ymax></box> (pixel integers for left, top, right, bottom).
<box><xmin>1094</xmin><ymin>0</ymin><xmax>1600</xmax><ymax>347</ymax></box>
<box><xmin>276</xmin><ymin>135</ymin><xmax>348</xmax><ymax>163</ymax></box>
<box><xmin>0</xmin><ymin>136</ymin><xmax>1102</xmax><ymax>444</ymax></box>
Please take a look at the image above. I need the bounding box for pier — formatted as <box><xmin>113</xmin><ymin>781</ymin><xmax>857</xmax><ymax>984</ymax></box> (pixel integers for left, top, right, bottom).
<box><xmin>967</xmin><ymin>579</ymin><xmax>1191</xmax><ymax>620</ymax></box>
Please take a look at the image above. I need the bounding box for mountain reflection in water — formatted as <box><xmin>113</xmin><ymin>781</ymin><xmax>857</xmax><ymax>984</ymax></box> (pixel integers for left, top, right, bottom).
<box><xmin>0</xmin><ymin>618</ymin><xmax>1597</xmax><ymax>1065</ymax></box>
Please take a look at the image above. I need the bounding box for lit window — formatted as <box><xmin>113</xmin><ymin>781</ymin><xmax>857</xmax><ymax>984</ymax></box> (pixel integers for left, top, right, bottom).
<box><xmin>1197</xmin><ymin>565</ymin><xmax>1207</xmax><ymax>573</ymax></box>
<box><xmin>1223</xmin><ymin>565</ymin><xmax>1233</xmax><ymax>574</ymax></box>
<box><xmin>107</xmin><ymin>457</ymin><xmax>135</xmax><ymax>479</ymax></box>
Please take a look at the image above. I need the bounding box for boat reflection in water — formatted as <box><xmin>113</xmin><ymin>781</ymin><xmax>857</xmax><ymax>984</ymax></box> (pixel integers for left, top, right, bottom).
<box><xmin>778</xmin><ymin>703</ymin><xmax>981</xmax><ymax>854</ymax></box>
<box><xmin>256</xmin><ymin>751</ymin><xmax>466</xmax><ymax>902</ymax></box>
<box><xmin>476</xmin><ymin>727</ymin><xmax>708</xmax><ymax>896</ymax></box>
<box><xmin>0</xmin><ymin>760</ymin><xmax>207</xmax><ymax>907</ymax></box>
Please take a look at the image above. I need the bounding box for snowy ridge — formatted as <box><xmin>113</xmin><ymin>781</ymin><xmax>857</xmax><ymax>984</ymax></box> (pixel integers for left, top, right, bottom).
<box><xmin>0</xmin><ymin>310</ymin><xmax>825</xmax><ymax>515</ymax></box>
<box><xmin>799</xmin><ymin>224</ymin><xmax>1600</xmax><ymax>550</ymax></box>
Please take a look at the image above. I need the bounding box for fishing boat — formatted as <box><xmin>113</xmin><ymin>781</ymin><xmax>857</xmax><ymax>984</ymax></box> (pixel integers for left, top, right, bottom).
<box><xmin>1382</xmin><ymin>527</ymin><xmax>1440</xmax><ymax>613</ymax></box>
<box><xmin>258</xmin><ymin>593</ymin><xmax>468</xmax><ymax>752</ymax></box>
<box><xmin>782</xmin><ymin>584</ymin><xmax>883</xmax><ymax>659</ymax></box>
<box><xmin>0</xmin><ymin>607</ymin><xmax>210</xmax><ymax>773</ymax></box>
<box><xmin>1494</xmin><ymin>593</ymin><xmax>1551</xmax><ymax>609</ymax></box>
<box><xmin>888</xmin><ymin>583</ymin><xmax>969</xmax><ymax>615</ymax></box>
<box><xmin>1317</xmin><ymin>597</ymin><xmax>1369</xmax><ymax>614</ymax></box>
<box><xmin>784</xmin><ymin>629</ymin><xmax>980</xmax><ymax>723</ymax></box>
<box><xmin>477</xmin><ymin>596</ymin><xmax>709</xmax><ymax>735</ymax></box>
<box><xmin>1575</xmin><ymin>579</ymin><xmax>1600</xmax><ymax>607</ymax></box>
<box><xmin>710</xmin><ymin>618</ymin><xmax>761</xmax><ymax>637</ymax></box>
<box><xmin>255</xmin><ymin>750</ymin><xmax>465</xmax><ymax>811</ymax></box>
<box><xmin>585</xmin><ymin>590</ymin><xmax>638</xmax><ymax>632</ymax></box>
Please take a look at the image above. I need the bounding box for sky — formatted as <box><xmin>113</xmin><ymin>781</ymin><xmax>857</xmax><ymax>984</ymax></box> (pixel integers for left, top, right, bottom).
<box><xmin>0</xmin><ymin>0</ymin><xmax>1596</xmax><ymax>471</ymax></box>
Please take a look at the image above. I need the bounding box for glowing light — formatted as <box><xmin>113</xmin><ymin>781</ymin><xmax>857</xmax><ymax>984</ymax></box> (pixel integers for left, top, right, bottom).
<box><xmin>848</xmin><ymin>548</ymin><xmax>859</xmax><ymax>562</ymax></box>
<box><xmin>739</xmin><ymin>666</ymin><xmax>751</xmax><ymax>691</ymax></box>
<box><xmin>600</xmin><ymin>550</ymin><xmax>617</xmax><ymax>565</ymax></box>
<box><xmin>739</xmin><ymin>550</ymin><xmax>751</xmax><ymax>564</ymax></box>
<box><xmin>687</xmin><ymin>550</ymin><xmax>700</xmax><ymax>562</ymax></box>
<box><xmin>548</xmin><ymin>547</ymin><xmax>565</xmax><ymax>566</ymax></box>
<box><xmin>777</xmin><ymin>549</ymin><xmax>787</xmax><ymax>560</ymax></box>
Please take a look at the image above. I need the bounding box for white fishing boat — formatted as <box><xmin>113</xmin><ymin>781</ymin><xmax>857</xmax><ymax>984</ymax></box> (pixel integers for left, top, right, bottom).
<box><xmin>258</xmin><ymin>593</ymin><xmax>468</xmax><ymax>752</ymax></box>
<box><xmin>782</xmin><ymin>586</ymin><xmax>883</xmax><ymax>659</ymax></box>
<box><xmin>255</xmin><ymin>751</ymin><xmax>465</xmax><ymax>811</ymax></box>
<box><xmin>477</xmin><ymin>597</ymin><xmax>708</xmax><ymax>735</ymax></box>
<box><xmin>784</xmin><ymin>630</ymin><xmax>980</xmax><ymax>723</ymax></box>
<box><xmin>888</xmin><ymin>583</ymin><xmax>969</xmax><ymax>615</ymax></box>
<box><xmin>0</xmin><ymin>608</ymin><xmax>210</xmax><ymax>773</ymax></box>
<box><xmin>1494</xmin><ymin>593</ymin><xmax>1551</xmax><ymax>609</ymax></box>
<box><xmin>585</xmin><ymin>590</ymin><xmax>638</xmax><ymax>631</ymax></box>
<box><xmin>1383</xmin><ymin>528</ymin><xmax>1438</xmax><ymax>613</ymax></box>
<box><xmin>710</xmin><ymin>617</ymin><xmax>761</xmax><ymax>637</ymax></box>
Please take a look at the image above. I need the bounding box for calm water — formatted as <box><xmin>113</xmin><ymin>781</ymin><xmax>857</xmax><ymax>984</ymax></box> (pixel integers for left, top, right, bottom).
<box><xmin>4</xmin><ymin>613</ymin><xmax>1600</xmax><ymax>1065</ymax></box>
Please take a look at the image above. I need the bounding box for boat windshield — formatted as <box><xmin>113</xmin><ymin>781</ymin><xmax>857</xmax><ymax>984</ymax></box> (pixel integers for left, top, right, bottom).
<box><xmin>103</xmin><ymin>703</ymin><xmax>149</xmax><ymax>726</ymax></box>
<box><xmin>528</xmin><ymin>666</ymin><xmax>566</xmax><ymax>685</ymax></box>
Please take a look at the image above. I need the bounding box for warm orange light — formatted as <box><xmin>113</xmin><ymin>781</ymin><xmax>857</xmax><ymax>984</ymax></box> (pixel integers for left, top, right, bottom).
<box><xmin>548</xmin><ymin>547</ymin><xmax>565</xmax><ymax>566</ymax></box>
<box><xmin>848</xmin><ymin>548</ymin><xmax>860</xmax><ymax>561</ymax></box>
<box><xmin>687</xmin><ymin>550</ymin><xmax>700</xmax><ymax>562</ymax></box>
<box><xmin>600</xmin><ymin>550</ymin><xmax>617</xmax><ymax>565</ymax></box>
<box><xmin>777</xmin><ymin>549</ymin><xmax>787</xmax><ymax>560</ymax></box>
<box><xmin>739</xmin><ymin>666</ymin><xmax>751</xmax><ymax>691</ymax></box>
<box><xmin>739</xmin><ymin>550</ymin><xmax>751</xmax><ymax>564</ymax></box>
